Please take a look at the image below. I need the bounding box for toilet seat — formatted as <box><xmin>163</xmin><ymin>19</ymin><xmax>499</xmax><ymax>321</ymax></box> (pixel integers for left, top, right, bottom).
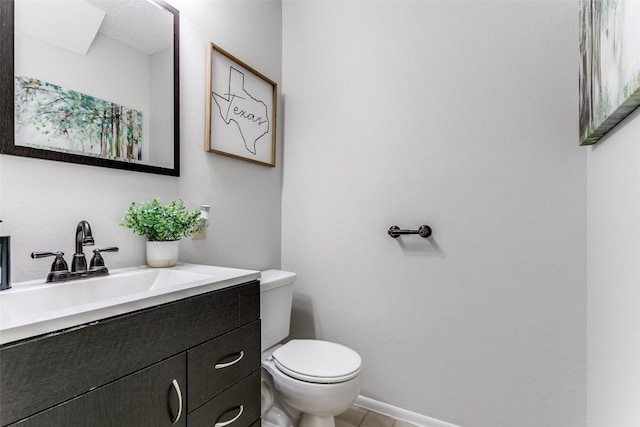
<box><xmin>271</xmin><ymin>340</ymin><xmax>362</xmax><ymax>384</ymax></box>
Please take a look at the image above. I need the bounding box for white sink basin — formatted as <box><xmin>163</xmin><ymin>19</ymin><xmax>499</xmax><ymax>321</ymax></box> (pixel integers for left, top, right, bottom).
<box><xmin>0</xmin><ymin>263</ymin><xmax>260</xmax><ymax>345</ymax></box>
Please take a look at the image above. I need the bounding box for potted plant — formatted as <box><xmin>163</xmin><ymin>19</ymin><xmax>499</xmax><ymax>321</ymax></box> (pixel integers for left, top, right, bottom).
<box><xmin>121</xmin><ymin>199</ymin><xmax>201</xmax><ymax>267</ymax></box>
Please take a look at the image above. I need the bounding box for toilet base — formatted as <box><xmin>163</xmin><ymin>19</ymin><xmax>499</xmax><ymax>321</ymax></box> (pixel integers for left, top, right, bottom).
<box><xmin>299</xmin><ymin>414</ymin><xmax>336</xmax><ymax>427</ymax></box>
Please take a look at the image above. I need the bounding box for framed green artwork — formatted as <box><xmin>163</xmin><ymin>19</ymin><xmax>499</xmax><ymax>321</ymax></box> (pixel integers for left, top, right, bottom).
<box><xmin>579</xmin><ymin>0</ymin><xmax>640</xmax><ymax>145</ymax></box>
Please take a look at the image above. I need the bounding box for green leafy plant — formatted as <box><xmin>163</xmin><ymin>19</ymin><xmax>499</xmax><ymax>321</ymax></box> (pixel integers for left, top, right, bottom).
<box><xmin>121</xmin><ymin>199</ymin><xmax>201</xmax><ymax>241</ymax></box>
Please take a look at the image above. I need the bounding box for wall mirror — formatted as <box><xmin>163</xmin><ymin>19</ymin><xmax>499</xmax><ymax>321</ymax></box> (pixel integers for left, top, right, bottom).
<box><xmin>0</xmin><ymin>0</ymin><xmax>180</xmax><ymax>176</ymax></box>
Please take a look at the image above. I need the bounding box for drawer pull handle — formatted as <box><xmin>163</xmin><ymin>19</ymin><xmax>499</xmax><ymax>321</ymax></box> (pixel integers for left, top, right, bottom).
<box><xmin>215</xmin><ymin>405</ymin><xmax>244</xmax><ymax>427</ymax></box>
<box><xmin>170</xmin><ymin>379</ymin><xmax>183</xmax><ymax>425</ymax></box>
<box><xmin>214</xmin><ymin>351</ymin><xmax>244</xmax><ymax>369</ymax></box>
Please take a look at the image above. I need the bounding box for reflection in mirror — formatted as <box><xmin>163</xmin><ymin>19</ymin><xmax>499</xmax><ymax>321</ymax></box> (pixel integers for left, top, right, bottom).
<box><xmin>0</xmin><ymin>0</ymin><xmax>180</xmax><ymax>176</ymax></box>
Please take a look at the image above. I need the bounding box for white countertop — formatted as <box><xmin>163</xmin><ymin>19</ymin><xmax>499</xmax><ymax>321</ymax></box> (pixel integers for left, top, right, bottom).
<box><xmin>0</xmin><ymin>263</ymin><xmax>260</xmax><ymax>345</ymax></box>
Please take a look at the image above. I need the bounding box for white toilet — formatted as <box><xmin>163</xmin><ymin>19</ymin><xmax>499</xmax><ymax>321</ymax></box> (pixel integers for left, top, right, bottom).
<box><xmin>260</xmin><ymin>270</ymin><xmax>363</xmax><ymax>427</ymax></box>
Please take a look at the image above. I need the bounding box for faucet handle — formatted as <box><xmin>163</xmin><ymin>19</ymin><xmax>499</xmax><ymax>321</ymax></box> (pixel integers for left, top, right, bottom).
<box><xmin>95</xmin><ymin>247</ymin><xmax>119</xmax><ymax>253</ymax></box>
<box><xmin>31</xmin><ymin>251</ymin><xmax>61</xmax><ymax>259</ymax></box>
<box><xmin>31</xmin><ymin>251</ymin><xmax>69</xmax><ymax>272</ymax></box>
<box><xmin>89</xmin><ymin>247</ymin><xmax>119</xmax><ymax>269</ymax></box>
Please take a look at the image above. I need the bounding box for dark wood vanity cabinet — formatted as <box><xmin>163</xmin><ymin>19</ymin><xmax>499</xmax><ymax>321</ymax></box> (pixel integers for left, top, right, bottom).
<box><xmin>0</xmin><ymin>280</ymin><xmax>261</xmax><ymax>427</ymax></box>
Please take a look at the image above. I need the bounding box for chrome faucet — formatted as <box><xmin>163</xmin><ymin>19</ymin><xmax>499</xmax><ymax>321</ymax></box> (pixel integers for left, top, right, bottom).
<box><xmin>71</xmin><ymin>220</ymin><xmax>95</xmax><ymax>273</ymax></box>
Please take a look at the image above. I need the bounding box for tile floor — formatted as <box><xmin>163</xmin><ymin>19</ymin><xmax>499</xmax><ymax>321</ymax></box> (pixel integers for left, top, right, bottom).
<box><xmin>336</xmin><ymin>405</ymin><xmax>417</xmax><ymax>427</ymax></box>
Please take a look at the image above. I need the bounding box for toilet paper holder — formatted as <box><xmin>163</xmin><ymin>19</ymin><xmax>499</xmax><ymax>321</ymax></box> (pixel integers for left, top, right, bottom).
<box><xmin>388</xmin><ymin>225</ymin><xmax>432</xmax><ymax>238</ymax></box>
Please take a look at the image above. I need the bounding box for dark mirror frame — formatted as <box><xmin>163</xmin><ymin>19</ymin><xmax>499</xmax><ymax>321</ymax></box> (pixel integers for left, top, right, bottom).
<box><xmin>0</xmin><ymin>0</ymin><xmax>180</xmax><ymax>176</ymax></box>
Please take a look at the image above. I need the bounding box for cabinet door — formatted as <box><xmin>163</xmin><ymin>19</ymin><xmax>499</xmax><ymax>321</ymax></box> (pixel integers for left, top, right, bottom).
<box><xmin>10</xmin><ymin>354</ymin><xmax>186</xmax><ymax>427</ymax></box>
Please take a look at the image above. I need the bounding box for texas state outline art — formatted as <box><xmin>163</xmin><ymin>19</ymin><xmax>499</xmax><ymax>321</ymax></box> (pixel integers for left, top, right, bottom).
<box><xmin>211</xmin><ymin>66</ymin><xmax>270</xmax><ymax>155</ymax></box>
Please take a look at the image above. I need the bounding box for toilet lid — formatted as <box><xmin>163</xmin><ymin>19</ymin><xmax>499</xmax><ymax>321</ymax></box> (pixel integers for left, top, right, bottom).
<box><xmin>271</xmin><ymin>340</ymin><xmax>362</xmax><ymax>384</ymax></box>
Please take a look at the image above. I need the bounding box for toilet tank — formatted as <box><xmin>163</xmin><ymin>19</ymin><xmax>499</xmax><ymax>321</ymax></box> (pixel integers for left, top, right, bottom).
<box><xmin>260</xmin><ymin>270</ymin><xmax>296</xmax><ymax>352</ymax></box>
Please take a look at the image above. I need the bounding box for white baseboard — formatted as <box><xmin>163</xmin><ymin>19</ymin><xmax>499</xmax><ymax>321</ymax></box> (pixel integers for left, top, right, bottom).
<box><xmin>354</xmin><ymin>395</ymin><xmax>462</xmax><ymax>427</ymax></box>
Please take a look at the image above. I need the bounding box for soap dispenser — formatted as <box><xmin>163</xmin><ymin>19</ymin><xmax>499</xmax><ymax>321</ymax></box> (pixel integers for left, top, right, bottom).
<box><xmin>0</xmin><ymin>220</ymin><xmax>10</xmax><ymax>290</ymax></box>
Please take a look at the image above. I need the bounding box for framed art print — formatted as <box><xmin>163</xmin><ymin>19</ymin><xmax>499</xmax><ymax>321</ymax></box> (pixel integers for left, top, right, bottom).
<box><xmin>579</xmin><ymin>0</ymin><xmax>640</xmax><ymax>145</ymax></box>
<box><xmin>205</xmin><ymin>43</ymin><xmax>277</xmax><ymax>166</ymax></box>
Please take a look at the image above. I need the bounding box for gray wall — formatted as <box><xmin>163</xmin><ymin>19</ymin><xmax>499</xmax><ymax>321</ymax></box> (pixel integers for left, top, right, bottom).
<box><xmin>0</xmin><ymin>0</ymin><xmax>283</xmax><ymax>281</ymax></box>
<box><xmin>587</xmin><ymin>108</ymin><xmax>640</xmax><ymax>426</ymax></box>
<box><xmin>281</xmin><ymin>2</ymin><xmax>586</xmax><ymax>427</ymax></box>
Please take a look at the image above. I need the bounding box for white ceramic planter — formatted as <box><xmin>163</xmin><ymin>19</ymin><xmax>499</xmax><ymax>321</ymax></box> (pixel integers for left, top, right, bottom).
<box><xmin>146</xmin><ymin>240</ymin><xmax>179</xmax><ymax>268</ymax></box>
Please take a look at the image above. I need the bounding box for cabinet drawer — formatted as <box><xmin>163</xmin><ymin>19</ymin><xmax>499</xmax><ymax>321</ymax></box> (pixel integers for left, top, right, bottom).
<box><xmin>188</xmin><ymin>370</ymin><xmax>261</xmax><ymax>427</ymax></box>
<box><xmin>188</xmin><ymin>321</ymin><xmax>260</xmax><ymax>411</ymax></box>
<box><xmin>9</xmin><ymin>354</ymin><xmax>186</xmax><ymax>427</ymax></box>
